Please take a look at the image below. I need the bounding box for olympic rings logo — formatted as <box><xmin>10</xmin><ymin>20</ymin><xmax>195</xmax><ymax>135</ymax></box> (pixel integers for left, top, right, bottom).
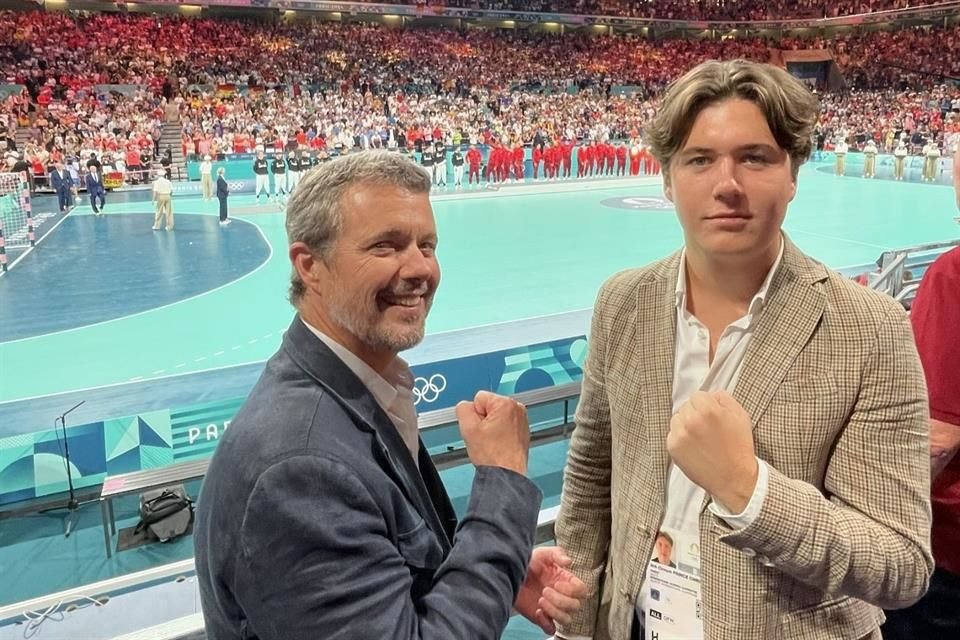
<box><xmin>413</xmin><ymin>374</ymin><xmax>447</xmax><ymax>405</ymax></box>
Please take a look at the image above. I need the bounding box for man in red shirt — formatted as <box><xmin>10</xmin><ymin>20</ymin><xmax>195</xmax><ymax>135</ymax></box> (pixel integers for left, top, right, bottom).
<box><xmin>466</xmin><ymin>144</ymin><xmax>482</xmax><ymax>186</ymax></box>
<box><xmin>955</xmin><ymin>142</ymin><xmax>960</xmax><ymax>221</ymax></box>
<box><xmin>512</xmin><ymin>143</ymin><xmax>524</xmax><ymax>182</ymax></box>
<box><xmin>882</xmin><ymin>240</ymin><xmax>960</xmax><ymax>638</ymax></box>
<box><xmin>615</xmin><ymin>141</ymin><xmax>627</xmax><ymax>176</ymax></box>
<box><xmin>546</xmin><ymin>142</ymin><xmax>559</xmax><ymax>180</ymax></box>
<box><xmin>554</xmin><ymin>142</ymin><xmax>565</xmax><ymax>179</ymax></box>
<box><xmin>532</xmin><ymin>144</ymin><xmax>543</xmax><ymax>180</ymax></box>
<box><xmin>497</xmin><ymin>143</ymin><xmax>510</xmax><ymax>183</ymax></box>
<box><xmin>487</xmin><ymin>142</ymin><xmax>501</xmax><ymax>184</ymax></box>
<box><xmin>561</xmin><ymin>140</ymin><xmax>573</xmax><ymax>179</ymax></box>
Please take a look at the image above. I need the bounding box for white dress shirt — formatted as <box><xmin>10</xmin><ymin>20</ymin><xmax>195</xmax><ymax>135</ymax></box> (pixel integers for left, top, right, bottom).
<box><xmin>303</xmin><ymin>320</ymin><xmax>421</xmax><ymax>465</ymax></box>
<box><xmin>558</xmin><ymin>239</ymin><xmax>783</xmax><ymax>640</ymax></box>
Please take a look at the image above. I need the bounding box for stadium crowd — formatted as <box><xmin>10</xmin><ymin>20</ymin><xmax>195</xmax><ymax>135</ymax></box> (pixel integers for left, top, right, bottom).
<box><xmin>1</xmin><ymin>8</ymin><xmax>958</xmax><ymax>189</ymax></box>
<box><xmin>372</xmin><ymin>0</ymin><xmax>947</xmax><ymax>21</ymax></box>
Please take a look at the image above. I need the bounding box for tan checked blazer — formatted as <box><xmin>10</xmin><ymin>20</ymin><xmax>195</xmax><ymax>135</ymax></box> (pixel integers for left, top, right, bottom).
<box><xmin>556</xmin><ymin>238</ymin><xmax>933</xmax><ymax>640</ymax></box>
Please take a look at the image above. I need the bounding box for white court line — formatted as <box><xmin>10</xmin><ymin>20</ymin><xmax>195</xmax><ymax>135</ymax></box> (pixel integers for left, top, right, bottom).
<box><xmin>427</xmin><ymin>307</ymin><xmax>592</xmax><ymax>337</ymax></box>
<box><xmin>0</xmin><ymin>358</ymin><xmax>269</xmax><ymax>406</ymax></box>
<box><xmin>0</xmin><ymin>217</ymin><xmax>275</xmax><ymax>345</ymax></box>
<box><xmin>0</xmin><ymin>308</ymin><xmax>593</xmax><ymax>406</ymax></box>
<box><xmin>0</xmin><ymin>208</ymin><xmax>76</xmax><ymax>275</ymax></box>
<box><xmin>430</xmin><ymin>177</ymin><xmax>662</xmax><ymax>202</ymax></box>
<box><xmin>786</xmin><ymin>227</ymin><xmax>894</xmax><ymax>251</ymax></box>
<box><xmin>213</xmin><ymin>350</ymin><xmax>224</xmax><ymax>356</ymax></box>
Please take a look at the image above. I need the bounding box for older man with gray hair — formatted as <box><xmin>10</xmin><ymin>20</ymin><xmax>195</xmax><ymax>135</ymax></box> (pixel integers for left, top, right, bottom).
<box><xmin>194</xmin><ymin>151</ymin><xmax>586</xmax><ymax>640</ymax></box>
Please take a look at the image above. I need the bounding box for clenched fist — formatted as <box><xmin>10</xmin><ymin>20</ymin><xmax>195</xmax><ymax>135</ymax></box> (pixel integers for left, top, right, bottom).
<box><xmin>457</xmin><ymin>391</ymin><xmax>530</xmax><ymax>475</ymax></box>
<box><xmin>667</xmin><ymin>391</ymin><xmax>759</xmax><ymax>513</ymax></box>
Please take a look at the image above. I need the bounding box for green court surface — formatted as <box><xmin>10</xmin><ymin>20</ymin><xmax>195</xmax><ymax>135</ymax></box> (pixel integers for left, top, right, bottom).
<box><xmin>0</xmin><ymin>164</ymin><xmax>957</xmax><ymax>408</ymax></box>
<box><xmin>0</xmin><ymin>163</ymin><xmax>957</xmax><ymax>638</ymax></box>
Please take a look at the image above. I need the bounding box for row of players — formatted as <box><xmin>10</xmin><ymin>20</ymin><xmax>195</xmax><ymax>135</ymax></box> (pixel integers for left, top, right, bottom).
<box><xmin>222</xmin><ymin>140</ymin><xmax>663</xmax><ymax>201</ymax></box>
<box><xmin>833</xmin><ymin>137</ymin><xmax>948</xmax><ymax>181</ymax></box>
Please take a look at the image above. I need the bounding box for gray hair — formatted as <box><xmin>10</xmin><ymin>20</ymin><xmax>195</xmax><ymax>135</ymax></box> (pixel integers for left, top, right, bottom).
<box><xmin>285</xmin><ymin>150</ymin><xmax>432</xmax><ymax>304</ymax></box>
<box><xmin>647</xmin><ymin>59</ymin><xmax>819</xmax><ymax>182</ymax></box>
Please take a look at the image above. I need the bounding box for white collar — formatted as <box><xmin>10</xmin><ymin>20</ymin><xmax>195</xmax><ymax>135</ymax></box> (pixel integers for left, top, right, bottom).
<box><xmin>301</xmin><ymin>319</ymin><xmax>414</xmax><ymax>414</ymax></box>
<box><xmin>675</xmin><ymin>237</ymin><xmax>785</xmax><ymax>321</ymax></box>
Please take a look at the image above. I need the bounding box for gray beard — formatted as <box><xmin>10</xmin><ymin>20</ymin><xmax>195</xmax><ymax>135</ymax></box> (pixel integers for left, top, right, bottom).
<box><xmin>327</xmin><ymin>298</ymin><xmax>426</xmax><ymax>354</ymax></box>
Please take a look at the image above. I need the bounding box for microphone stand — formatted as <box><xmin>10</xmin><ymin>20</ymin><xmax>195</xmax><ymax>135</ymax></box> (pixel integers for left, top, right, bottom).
<box><xmin>57</xmin><ymin>400</ymin><xmax>85</xmax><ymax>537</ymax></box>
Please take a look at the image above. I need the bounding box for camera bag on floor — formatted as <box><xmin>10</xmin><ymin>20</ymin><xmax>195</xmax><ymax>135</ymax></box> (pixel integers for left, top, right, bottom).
<box><xmin>135</xmin><ymin>485</ymin><xmax>193</xmax><ymax>542</ymax></box>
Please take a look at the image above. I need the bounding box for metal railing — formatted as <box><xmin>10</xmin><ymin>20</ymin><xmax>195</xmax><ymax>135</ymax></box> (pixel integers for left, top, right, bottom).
<box><xmin>2</xmin><ymin>380</ymin><xmax>581</xmax><ymax>637</ymax></box>
<box><xmin>871</xmin><ymin>239</ymin><xmax>960</xmax><ymax>307</ymax></box>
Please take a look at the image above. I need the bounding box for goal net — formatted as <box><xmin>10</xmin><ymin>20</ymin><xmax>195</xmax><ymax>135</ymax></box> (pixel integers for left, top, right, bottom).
<box><xmin>0</xmin><ymin>171</ymin><xmax>34</xmax><ymax>272</ymax></box>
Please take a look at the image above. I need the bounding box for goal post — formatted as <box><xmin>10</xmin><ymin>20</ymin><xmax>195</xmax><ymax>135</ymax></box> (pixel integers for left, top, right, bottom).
<box><xmin>0</xmin><ymin>171</ymin><xmax>34</xmax><ymax>272</ymax></box>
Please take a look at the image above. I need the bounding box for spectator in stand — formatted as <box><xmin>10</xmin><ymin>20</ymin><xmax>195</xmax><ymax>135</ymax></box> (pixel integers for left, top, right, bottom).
<box><xmin>2</xmin><ymin>9</ymin><xmax>957</xmax><ymax>193</ymax></box>
<box><xmin>882</xmin><ymin>241</ymin><xmax>960</xmax><ymax>640</ymax></box>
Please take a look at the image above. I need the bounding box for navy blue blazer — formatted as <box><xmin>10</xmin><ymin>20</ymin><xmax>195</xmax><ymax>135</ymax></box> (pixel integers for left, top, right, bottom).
<box><xmin>195</xmin><ymin>316</ymin><xmax>542</xmax><ymax>639</ymax></box>
<box><xmin>85</xmin><ymin>173</ymin><xmax>105</xmax><ymax>196</ymax></box>
<box><xmin>50</xmin><ymin>168</ymin><xmax>72</xmax><ymax>192</ymax></box>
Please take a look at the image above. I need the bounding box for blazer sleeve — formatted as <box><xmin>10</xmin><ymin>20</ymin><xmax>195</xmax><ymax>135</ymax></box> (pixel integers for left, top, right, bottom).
<box><xmin>719</xmin><ymin>304</ymin><xmax>934</xmax><ymax>609</ymax></box>
<box><xmin>554</xmin><ymin>282</ymin><xmax>615</xmax><ymax>637</ymax></box>
<box><xmin>234</xmin><ymin>455</ymin><xmax>542</xmax><ymax>640</ymax></box>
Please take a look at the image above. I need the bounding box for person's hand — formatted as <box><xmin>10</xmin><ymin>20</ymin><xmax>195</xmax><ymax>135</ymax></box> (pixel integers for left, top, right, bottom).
<box><xmin>667</xmin><ymin>391</ymin><xmax>758</xmax><ymax>513</ymax></box>
<box><xmin>515</xmin><ymin>547</ymin><xmax>587</xmax><ymax>634</ymax></box>
<box><xmin>456</xmin><ymin>391</ymin><xmax>529</xmax><ymax>475</ymax></box>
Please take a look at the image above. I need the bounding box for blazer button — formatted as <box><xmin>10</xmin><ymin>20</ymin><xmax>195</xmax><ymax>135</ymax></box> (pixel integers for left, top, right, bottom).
<box><xmin>620</xmin><ymin>588</ymin><xmax>633</xmax><ymax>602</ymax></box>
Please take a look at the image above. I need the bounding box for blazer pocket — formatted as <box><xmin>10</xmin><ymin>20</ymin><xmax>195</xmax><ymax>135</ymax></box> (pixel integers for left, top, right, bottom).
<box><xmin>782</xmin><ymin>596</ymin><xmax>880</xmax><ymax>639</ymax></box>
<box><xmin>397</xmin><ymin>519</ymin><xmax>443</xmax><ymax>571</ymax></box>
<box><xmin>774</xmin><ymin>376</ymin><xmax>838</xmax><ymax>403</ymax></box>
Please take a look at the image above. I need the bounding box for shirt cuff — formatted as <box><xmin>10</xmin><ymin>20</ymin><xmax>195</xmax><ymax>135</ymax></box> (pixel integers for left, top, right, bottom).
<box><xmin>709</xmin><ymin>458</ymin><xmax>769</xmax><ymax>530</ymax></box>
<box><xmin>553</xmin><ymin>635</ymin><xmax>593</xmax><ymax>640</ymax></box>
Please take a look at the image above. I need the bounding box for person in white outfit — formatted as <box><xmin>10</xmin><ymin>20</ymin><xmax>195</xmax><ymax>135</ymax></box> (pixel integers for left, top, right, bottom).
<box><xmin>834</xmin><ymin>137</ymin><xmax>848</xmax><ymax>176</ymax></box>
<box><xmin>200</xmin><ymin>155</ymin><xmax>214</xmax><ymax>200</ymax></box>
<box><xmin>862</xmin><ymin>139</ymin><xmax>878</xmax><ymax>178</ymax></box>
<box><xmin>893</xmin><ymin>139</ymin><xmax>908</xmax><ymax>180</ymax></box>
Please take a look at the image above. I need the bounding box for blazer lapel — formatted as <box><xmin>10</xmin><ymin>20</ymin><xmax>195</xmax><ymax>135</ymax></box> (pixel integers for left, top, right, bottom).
<box><xmin>634</xmin><ymin>253</ymin><xmax>681</xmax><ymax>500</ymax></box>
<box><xmin>281</xmin><ymin>316</ymin><xmax>453</xmax><ymax>551</ymax></box>
<box><xmin>417</xmin><ymin>445</ymin><xmax>458</xmax><ymax>545</ymax></box>
<box><xmin>733</xmin><ymin>238</ymin><xmax>828</xmax><ymax>430</ymax></box>
<box><xmin>697</xmin><ymin>239</ymin><xmax>829</xmax><ymax>515</ymax></box>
